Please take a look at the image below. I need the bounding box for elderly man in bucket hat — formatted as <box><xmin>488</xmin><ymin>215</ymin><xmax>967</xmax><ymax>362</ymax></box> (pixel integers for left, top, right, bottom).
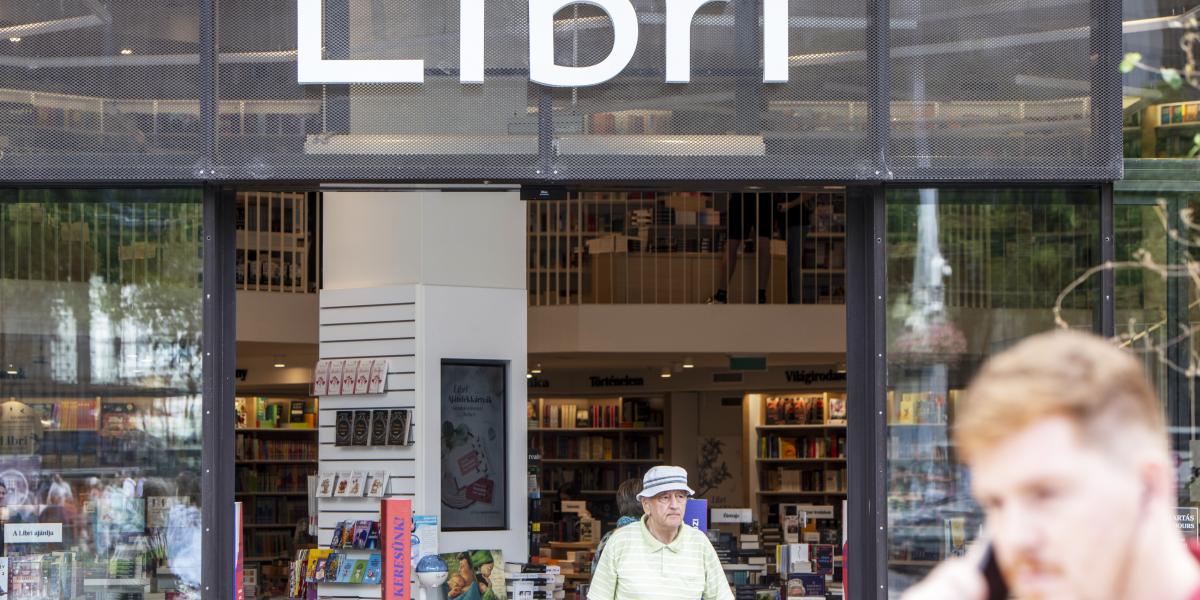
<box><xmin>587</xmin><ymin>466</ymin><xmax>733</xmax><ymax>600</ymax></box>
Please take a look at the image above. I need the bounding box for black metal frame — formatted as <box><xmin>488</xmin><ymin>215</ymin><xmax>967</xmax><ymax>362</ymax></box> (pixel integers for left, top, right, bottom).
<box><xmin>1100</xmin><ymin>183</ymin><xmax>1115</xmax><ymax>337</ymax></box>
<box><xmin>846</xmin><ymin>185</ymin><xmax>888</xmax><ymax>599</ymax></box>
<box><xmin>201</xmin><ymin>186</ymin><xmax>237</xmax><ymax>598</ymax></box>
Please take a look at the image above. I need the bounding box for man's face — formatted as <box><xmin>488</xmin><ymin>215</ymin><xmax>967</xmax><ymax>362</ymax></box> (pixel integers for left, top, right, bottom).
<box><xmin>643</xmin><ymin>490</ymin><xmax>687</xmax><ymax>530</ymax></box>
<box><xmin>969</xmin><ymin>416</ymin><xmax>1145</xmax><ymax>600</ymax></box>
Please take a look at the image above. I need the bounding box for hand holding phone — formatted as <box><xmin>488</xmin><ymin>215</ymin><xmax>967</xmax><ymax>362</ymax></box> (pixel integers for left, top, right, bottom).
<box><xmin>979</xmin><ymin>543</ymin><xmax>1010</xmax><ymax>600</ymax></box>
<box><xmin>899</xmin><ymin>540</ymin><xmax>992</xmax><ymax>600</ymax></box>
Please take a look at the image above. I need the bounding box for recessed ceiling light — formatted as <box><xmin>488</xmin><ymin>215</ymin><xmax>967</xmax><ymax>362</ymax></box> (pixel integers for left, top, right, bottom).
<box><xmin>120</xmin><ymin>48</ymin><xmax>133</xmax><ymax>55</ymax></box>
<box><xmin>3</xmin><ymin>370</ymin><xmax>17</xmax><ymax>376</ymax></box>
<box><xmin>531</xmin><ymin>364</ymin><xmax>542</xmax><ymax>374</ymax></box>
<box><xmin>660</xmin><ymin>367</ymin><xmax>672</xmax><ymax>379</ymax></box>
<box><xmin>8</xmin><ymin>37</ymin><xmax>21</xmax><ymax>43</ymax></box>
<box><xmin>682</xmin><ymin>358</ymin><xmax>694</xmax><ymax>369</ymax></box>
<box><xmin>526</xmin><ymin>373</ymin><xmax>533</xmax><ymax>379</ymax></box>
<box><xmin>273</xmin><ymin>362</ymin><xmax>286</xmax><ymax>368</ymax></box>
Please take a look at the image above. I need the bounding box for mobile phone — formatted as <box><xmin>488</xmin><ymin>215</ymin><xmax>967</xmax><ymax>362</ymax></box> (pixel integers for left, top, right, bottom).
<box><xmin>979</xmin><ymin>543</ymin><xmax>1009</xmax><ymax>600</ymax></box>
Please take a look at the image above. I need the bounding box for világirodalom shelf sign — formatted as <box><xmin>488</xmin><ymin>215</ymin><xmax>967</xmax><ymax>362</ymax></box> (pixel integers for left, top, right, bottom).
<box><xmin>312</xmin><ymin>359</ymin><xmax>389</xmax><ymax>396</ymax></box>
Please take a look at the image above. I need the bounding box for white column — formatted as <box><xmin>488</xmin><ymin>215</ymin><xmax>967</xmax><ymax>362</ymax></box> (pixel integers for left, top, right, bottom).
<box><xmin>322</xmin><ymin>189</ymin><xmax>530</xmax><ymax>564</ymax></box>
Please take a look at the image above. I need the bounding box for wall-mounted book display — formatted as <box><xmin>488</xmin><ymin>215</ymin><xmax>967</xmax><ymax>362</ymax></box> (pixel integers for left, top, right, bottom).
<box><xmin>334</xmin><ymin>409</ymin><xmax>414</xmax><ymax>447</ymax></box>
<box><xmin>312</xmin><ymin>359</ymin><xmax>389</xmax><ymax>396</ymax></box>
<box><xmin>316</xmin><ymin>471</ymin><xmax>389</xmax><ymax>498</ymax></box>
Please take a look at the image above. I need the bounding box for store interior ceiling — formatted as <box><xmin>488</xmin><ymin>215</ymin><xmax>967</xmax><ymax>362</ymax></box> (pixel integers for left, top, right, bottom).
<box><xmin>235</xmin><ymin>342</ymin><xmax>846</xmax><ymax>392</ymax></box>
<box><xmin>528</xmin><ymin>352</ymin><xmax>846</xmax><ymax>371</ymax></box>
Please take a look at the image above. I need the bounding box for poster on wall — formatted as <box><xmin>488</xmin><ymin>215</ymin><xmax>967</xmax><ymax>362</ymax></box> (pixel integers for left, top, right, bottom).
<box><xmin>440</xmin><ymin>361</ymin><xmax>508</xmax><ymax>531</ymax></box>
<box><xmin>438</xmin><ymin>550</ymin><xmax>505</xmax><ymax>600</ymax></box>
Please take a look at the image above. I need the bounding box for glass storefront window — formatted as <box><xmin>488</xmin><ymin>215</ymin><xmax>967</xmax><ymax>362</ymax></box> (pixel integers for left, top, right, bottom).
<box><xmin>1122</xmin><ymin>0</ymin><xmax>1200</xmax><ymax>158</ymax></box>
<box><xmin>0</xmin><ymin>189</ymin><xmax>204</xmax><ymax>598</ymax></box>
<box><xmin>884</xmin><ymin>187</ymin><xmax>1099</xmax><ymax>595</ymax></box>
<box><xmin>1115</xmin><ymin>182</ymin><xmax>1200</xmax><ymax>556</ymax></box>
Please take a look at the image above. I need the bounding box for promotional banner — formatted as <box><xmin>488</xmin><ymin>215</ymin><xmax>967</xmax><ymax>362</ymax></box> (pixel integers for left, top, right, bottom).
<box><xmin>684</xmin><ymin>498</ymin><xmax>708</xmax><ymax>533</ymax></box>
<box><xmin>440</xmin><ymin>361</ymin><xmax>508</xmax><ymax>531</ymax></box>
<box><xmin>383</xmin><ymin>498</ymin><xmax>413</xmax><ymax>600</ymax></box>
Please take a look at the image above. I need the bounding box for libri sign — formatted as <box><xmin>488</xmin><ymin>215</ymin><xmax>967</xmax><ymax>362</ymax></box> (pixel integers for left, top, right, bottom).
<box><xmin>296</xmin><ymin>0</ymin><xmax>792</xmax><ymax>86</ymax></box>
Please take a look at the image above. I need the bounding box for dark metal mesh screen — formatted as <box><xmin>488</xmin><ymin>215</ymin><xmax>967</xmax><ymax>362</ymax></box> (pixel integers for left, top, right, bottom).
<box><xmin>0</xmin><ymin>0</ymin><xmax>1122</xmax><ymax>182</ymax></box>
<box><xmin>888</xmin><ymin>0</ymin><xmax>1123</xmax><ymax>179</ymax></box>
<box><xmin>216</xmin><ymin>0</ymin><xmax>539</xmax><ymax>180</ymax></box>
<box><xmin>544</xmin><ymin>0</ymin><xmax>876</xmax><ymax>180</ymax></box>
<box><xmin>0</xmin><ymin>0</ymin><xmax>203</xmax><ymax>180</ymax></box>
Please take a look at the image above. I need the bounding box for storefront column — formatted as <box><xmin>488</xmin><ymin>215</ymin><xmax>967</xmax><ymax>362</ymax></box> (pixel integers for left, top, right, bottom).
<box><xmin>846</xmin><ymin>186</ymin><xmax>886</xmax><ymax>600</ymax></box>
<box><xmin>321</xmin><ymin>189</ymin><xmax>530</xmax><ymax>564</ymax></box>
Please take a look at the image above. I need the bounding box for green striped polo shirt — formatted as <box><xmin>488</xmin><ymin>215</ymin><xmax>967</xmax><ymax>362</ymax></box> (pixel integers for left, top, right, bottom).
<box><xmin>587</xmin><ymin>516</ymin><xmax>733</xmax><ymax>600</ymax></box>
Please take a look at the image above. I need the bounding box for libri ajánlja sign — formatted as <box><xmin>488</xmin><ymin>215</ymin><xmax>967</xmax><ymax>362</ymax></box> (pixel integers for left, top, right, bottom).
<box><xmin>297</xmin><ymin>0</ymin><xmax>794</xmax><ymax>86</ymax></box>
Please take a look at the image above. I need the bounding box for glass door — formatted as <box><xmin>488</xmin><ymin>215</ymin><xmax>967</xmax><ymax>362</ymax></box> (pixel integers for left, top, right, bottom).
<box><xmin>881</xmin><ymin>187</ymin><xmax>1101</xmax><ymax>596</ymax></box>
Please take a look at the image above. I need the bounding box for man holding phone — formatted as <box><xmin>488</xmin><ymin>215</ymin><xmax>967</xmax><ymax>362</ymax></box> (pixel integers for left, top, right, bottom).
<box><xmin>902</xmin><ymin>330</ymin><xmax>1200</xmax><ymax>600</ymax></box>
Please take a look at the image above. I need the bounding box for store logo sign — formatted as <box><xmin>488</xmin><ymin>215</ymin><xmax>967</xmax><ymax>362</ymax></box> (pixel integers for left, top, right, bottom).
<box><xmin>297</xmin><ymin>0</ymin><xmax>791</xmax><ymax>86</ymax></box>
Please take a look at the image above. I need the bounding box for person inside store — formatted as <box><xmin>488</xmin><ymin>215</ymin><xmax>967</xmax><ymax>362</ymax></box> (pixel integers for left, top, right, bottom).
<box><xmin>900</xmin><ymin>330</ymin><xmax>1200</xmax><ymax>600</ymax></box>
<box><xmin>587</xmin><ymin>466</ymin><xmax>733</xmax><ymax>600</ymax></box>
<box><xmin>708</xmin><ymin>192</ymin><xmax>776</xmax><ymax>305</ymax></box>
<box><xmin>591</xmin><ymin>478</ymin><xmax>644</xmax><ymax>573</ymax></box>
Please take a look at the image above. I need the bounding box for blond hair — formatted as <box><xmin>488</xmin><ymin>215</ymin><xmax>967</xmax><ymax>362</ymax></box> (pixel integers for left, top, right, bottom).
<box><xmin>954</xmin><ymin>329</ymin><xmax>1166</xmax><ymax>463</ymax></box>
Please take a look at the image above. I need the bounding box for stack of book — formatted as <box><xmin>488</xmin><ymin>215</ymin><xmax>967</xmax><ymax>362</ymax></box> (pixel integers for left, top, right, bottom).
<box><xmin>504</xmin><ymin>562</ymin><xmax>565</xmax><ymax>600</ymax></box>
<box><xmin>242</xmin><ymin>567</ymin><xmax>258</xmax><ymax>600</ymax></box>
<box><xmin>778</xmin><ymin>543</ymin><xmax>835</xmax><ymax>600</ymax></box>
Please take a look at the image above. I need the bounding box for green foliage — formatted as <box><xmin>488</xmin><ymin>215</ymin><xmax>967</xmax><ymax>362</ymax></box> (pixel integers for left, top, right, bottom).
<box><xmin>1161</xmin><ymin>68</ymin><xmax>1184</xmax><ymax>90</ymax></box>
<box><xmin>1120</xmin><ymin>52</ymin><xmax>1142</xmax><ymax>74</ymax></box>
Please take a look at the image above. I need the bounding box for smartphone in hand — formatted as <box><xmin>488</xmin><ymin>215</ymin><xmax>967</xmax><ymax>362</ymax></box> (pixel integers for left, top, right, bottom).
<box><xmin>979</xmin><ymin>544</ymin><xmax>1009</xmax><ymax>600</ymax></box>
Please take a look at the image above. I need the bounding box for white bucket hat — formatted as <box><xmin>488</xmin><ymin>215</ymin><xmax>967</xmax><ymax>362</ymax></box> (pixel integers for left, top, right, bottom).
<box><xmin>636</xmin><ymin>465</ymin><xmax>695</xmax><ymax>500</ymax></box>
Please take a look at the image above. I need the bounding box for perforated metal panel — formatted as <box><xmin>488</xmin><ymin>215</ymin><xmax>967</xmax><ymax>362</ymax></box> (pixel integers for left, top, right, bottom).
<box><xmin>888</xmin><ymin>0</ymin><xmax>1123</xmax><ymax>179</ymax></box>
<box><xmin>0</xmin><ymin>0</ymin><xmax>1123</xmax><ymax>182</ymax></box>
<box><xmin>215</xmin><ymin>0</ymin><xmax>540</xmax><ymax>180</ymax></box>
<box><xmin>0</xmin><ymin>0</ymin><xmax>204</xmax><ymax>180</ymax></box>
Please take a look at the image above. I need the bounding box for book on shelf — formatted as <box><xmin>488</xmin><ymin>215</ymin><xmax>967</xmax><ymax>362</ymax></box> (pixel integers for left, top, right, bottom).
<box><xmin>362</xmin><ymin>554</ymin><xmax>382</xmax><ymax>584</ymax></box>
<box><xmin>351</xmin><ymin>411</ymin><xmax>371</xmax><ymax>446</ymax></box>
<box><xmin>889</xmin><ymin>392</ymin><xmax>948</xmax><ymax>425</ymax></box>
<box><xmin>764</xmin><ymin>394</ymin><xmax>827</xmax><ymax>426</ymax></box>
<box><xmin>236</xmin><ymin>435</ymin><xmax>316</xmax><ymax>461</ymax></box>
<box><xmin>334</xmin><ymin>556</ymin><xmax>355</xmax><ymax>583</ymax></box>
<box><xmin>348</xmin><ymin>559</ymin><xmax>367</xmax><ymax>583</ymax></box>
<box><xmin>237</xmin><ymin>396</ymin><xmax>315</xmax><ymax>429</ymax></box>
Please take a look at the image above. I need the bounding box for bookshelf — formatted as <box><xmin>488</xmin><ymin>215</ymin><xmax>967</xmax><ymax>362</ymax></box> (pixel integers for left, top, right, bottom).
<box><xmin>884</xmin><ymin>387</ymin><xmax>976</xmax><ymax>567</ymax></box>
<box><xmin>527</xmin><ymin>396</ymin><xmax>669</xmax><ymax>552</ymax></box>
<box><xmin>235</xmin><ymin>395</ymin><xmax>319</xmax><ymax>599</ymax></box>
<box><xmin>746</xmin><ymin>390</ymin><xmax>848</xmax><ymax>589</ymax></box>
<box><xmin>752</xmin><ymin>392</ymin><xmax>848</xmax><ymax>502</ymax></box>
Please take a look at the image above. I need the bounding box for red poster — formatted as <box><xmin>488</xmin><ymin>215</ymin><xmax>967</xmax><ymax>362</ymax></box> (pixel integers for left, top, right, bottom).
<box><xmin>235</xmin><ymin>501</ymin><xmax>244</xmax><ymax>600</ymax></box>
<box><xmin>382</xmin><ymin>498</ymin><xmax>413</xmax><ymax>600</ymax></box>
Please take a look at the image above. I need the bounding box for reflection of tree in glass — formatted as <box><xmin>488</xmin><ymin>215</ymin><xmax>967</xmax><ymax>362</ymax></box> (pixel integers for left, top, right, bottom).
<box><xmin>0</xmin><ymin>190</ymin><xmax>203</xmax><ymax>392</ymax></box>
